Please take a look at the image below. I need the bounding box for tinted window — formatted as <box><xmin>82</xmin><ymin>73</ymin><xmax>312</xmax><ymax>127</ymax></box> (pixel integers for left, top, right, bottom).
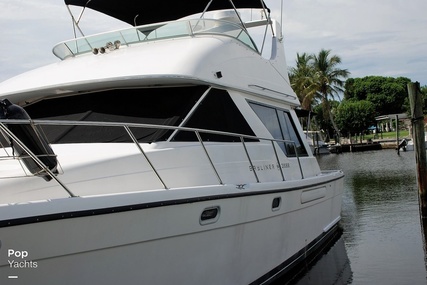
<box><xmin>173</xmin><ymin>89</ymin><xmax>256</xmax><ymax>142</ymax></box>
<box><xmin>277</xmin><ymin>110</ymin><xmax>308</xmax><ymax>156</ymax></box>
<box><xmin>23</xmin><ymin>86</ymin><xmax>207</xmax><ymax>143</ymax></box>
<box><xmin>250</xmin><ymin>102</ymin><xmax>307</xmax><ymax>157</ymax></box>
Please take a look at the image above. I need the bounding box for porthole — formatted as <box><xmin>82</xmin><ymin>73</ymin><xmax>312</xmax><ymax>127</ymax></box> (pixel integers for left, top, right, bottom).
<box><xmin>272</xmin><ymin>197</ymin><xmax>281</xmax><ymax>211</ymax></box>
<box><xmin>200</xmin><ymin>206</ymin><xmax>220</xmax><ymax>225</ymax></box>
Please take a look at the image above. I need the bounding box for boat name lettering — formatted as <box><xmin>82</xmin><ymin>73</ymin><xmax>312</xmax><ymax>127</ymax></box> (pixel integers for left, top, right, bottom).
<box><xmin>249</xmin><ymin>163</ymin><xmax>290</xmax><ymax>172</ymax></box>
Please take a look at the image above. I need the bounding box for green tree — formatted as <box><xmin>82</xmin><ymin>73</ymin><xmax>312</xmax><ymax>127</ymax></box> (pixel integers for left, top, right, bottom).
<box><xmin>335</xmin><ymin>100</ymin><xmax>376</xmax><ymax>141</ymax></box>
<box><xmin>312</xmin><ymin>100</ymin><xmax>340</xmax><ymax>142</ymax></box>
<box><xmin>289</xmin><ymin>49</ymin><xmax>350</xmax><ymax>139</ymax></box>
<box><xmin>344</xmin><ymin>76</ymin><xmax>410</xmax><ymax>115</ymax></box>
<box><xmin>421</xmin><ymin>85</ymin><xmax>427</xmax><ymax>114</ymax></box>
<box><xmin>289</xmin><ymin>53</ymin><xmax>316</xmax><ymax>110</ymax></box>
<box><xmin>311</xmin><ymin>49</ymin><xmax>350</xmax><ymax>138</ymax></box>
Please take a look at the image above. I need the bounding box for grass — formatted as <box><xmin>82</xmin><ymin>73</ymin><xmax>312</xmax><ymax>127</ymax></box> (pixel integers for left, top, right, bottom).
<box><xmin>363</xmin><ymin>130</ymin><xmax>410</xmax><ymax>140</ymax></box>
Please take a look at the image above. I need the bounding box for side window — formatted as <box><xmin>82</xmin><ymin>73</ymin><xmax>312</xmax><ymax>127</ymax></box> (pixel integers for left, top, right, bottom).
<box><xmin>250</xmin><ymin>102</ymin><xmax>307</xmax><ymax>157</ymax></box>
<box><xmin>277</xmin><ymin>110</ymin><xmax>308</xmax><ymax>156</ymax></box>
<box><xmin>248</xmin><ymin>103</ymin><xmax>285</xmax><ymax>151</ymax></box>
<box><xmin>23</xmin><ymin>86</ymin><xmax>207</xmax><ymax>144</ymax></box>
<box><xmin>172</xmin><ymin>89</ymin><xmax>256</xmax><ymax>142</ymax></box>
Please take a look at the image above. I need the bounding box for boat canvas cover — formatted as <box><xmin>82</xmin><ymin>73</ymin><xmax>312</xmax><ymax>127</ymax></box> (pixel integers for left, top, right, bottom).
<box><xmin>64</xmin><ymin>0</ymin><xmax>268</xmax><ymax>26</ymax></box>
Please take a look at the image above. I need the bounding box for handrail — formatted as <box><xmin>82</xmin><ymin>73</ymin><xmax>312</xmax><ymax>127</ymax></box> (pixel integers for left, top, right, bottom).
<box><xmin>0</xmin><ymin>119</ymin><xmax>306</xmax><ymax>197</ymax></box>
<box><xmin>124</xmin><ymin>125</ymin><xmax>168</xmax><ymax>189</ymax></box>
<box><xmin>240</xmin><ymin>137</ymin><xmax>259</xmax><ymax>183</ymax></box>
<box><xmin>52</xmin><ymin>19</ymin><xmax>258</xmax><ymax>60</ymax></box>
<box><xmin>271</xmin><ymin>140</ymin><xmax>285</xmax><ymax>181</ymax></box>
<box><xmin>0</xmin><ymin>122</ymin><xmax>76</xmax><ymax>197</ymax></box>
<box><xmin>195</xmin><ymin>130</ymin><xmax>223</xmax><ymax>185</ymax></box>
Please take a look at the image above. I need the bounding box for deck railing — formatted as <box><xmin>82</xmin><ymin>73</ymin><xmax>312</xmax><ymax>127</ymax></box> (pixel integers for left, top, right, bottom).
<box><xmin>52</xmin><ymin>19</ymin><xmax>258</xmax><ymax>60</ymax></box>
<box><xmin>0</xmin><ymin>119</ymin><xmax>304</xmax><ymax>197</ymax></box>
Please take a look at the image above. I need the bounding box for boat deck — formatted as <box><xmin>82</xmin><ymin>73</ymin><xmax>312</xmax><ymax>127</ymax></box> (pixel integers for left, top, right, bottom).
<box><xmin>0</xmin><ymin>119</ymin><xmax>330</xmax><ymax>205</ymax></box>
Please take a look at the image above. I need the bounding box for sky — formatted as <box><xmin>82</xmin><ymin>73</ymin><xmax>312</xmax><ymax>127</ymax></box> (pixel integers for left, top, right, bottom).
<box><xmin>0</xmin><ymin>0</ymin><xmax>426</xmax><ymax>86</ymax></box>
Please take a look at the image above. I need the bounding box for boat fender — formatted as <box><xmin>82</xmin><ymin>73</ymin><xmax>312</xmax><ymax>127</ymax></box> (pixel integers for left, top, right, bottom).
<box><xmin>0</xmin><ymin>99</ymin><xmax>58</xmax><ymax>181</ymax></box>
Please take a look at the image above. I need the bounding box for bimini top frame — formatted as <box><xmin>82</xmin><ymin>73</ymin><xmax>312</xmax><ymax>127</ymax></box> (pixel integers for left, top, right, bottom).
<box><xmin>64</xmin><ymin>0</ymin><xmax>269</xmax><ymax>26</ymax></box>
<box><xmin>62</xmin><ymin>0</ymin><xmax>272</xmax><ymax>53</ymax></box>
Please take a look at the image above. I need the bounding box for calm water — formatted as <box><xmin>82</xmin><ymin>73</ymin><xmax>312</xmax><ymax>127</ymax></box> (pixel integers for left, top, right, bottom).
<box><xmin>280</xmin><ymin>149</ymin><xmax>427</xmax><ymax>284</ymax></box>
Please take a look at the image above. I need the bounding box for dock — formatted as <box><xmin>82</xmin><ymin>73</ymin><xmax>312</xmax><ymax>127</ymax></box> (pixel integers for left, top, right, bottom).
<box><xmin>329</xmin><ymin>142</ymin><xmax>382</xmax><ymax>153</ymax></box>
<box><xmin>328</xmin><ymin>139</ymin><xmax>408</xmax><ymax>153</ymax></box>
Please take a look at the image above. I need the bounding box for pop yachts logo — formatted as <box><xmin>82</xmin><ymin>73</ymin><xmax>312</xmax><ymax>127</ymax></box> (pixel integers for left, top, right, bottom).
<box><xmin>7</xmin><ymin>249</ymin><xmax>38</xmax><ymax>269</ymax></box>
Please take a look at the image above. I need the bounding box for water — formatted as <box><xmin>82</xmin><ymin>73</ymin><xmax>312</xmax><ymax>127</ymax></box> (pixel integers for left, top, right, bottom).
<box><xmin>280</xmin><ymin>149</ymin><xmax>427</xmax><ymax>284</ymax></box>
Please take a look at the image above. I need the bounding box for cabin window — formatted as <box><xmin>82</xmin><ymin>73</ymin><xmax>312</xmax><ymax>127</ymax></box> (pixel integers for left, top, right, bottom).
<box><xmin>23</xmin><ymin>86</ymin><xmax>207</xmax><ymax>143</ymax></box>
<box><xmin>172</xmin><ymin>89</ymin><xmax>256</xmax><ymax>142</ymax></box>
<box><xmin>249</xmin><ymin>102</ymin><xmax>307</xmax><ymax>157</ymax></box>
<box><xmin>277</xmin><ymin>110</ymin><xmax>308</xmax><ymax>156</ymax></box>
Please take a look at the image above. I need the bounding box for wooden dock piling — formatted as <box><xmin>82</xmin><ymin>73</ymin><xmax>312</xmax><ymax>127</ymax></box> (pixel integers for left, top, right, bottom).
<box><xmin>407</xmin><ymin>82</ymin><xmax>427</xmax><ymax>216</ymax></box>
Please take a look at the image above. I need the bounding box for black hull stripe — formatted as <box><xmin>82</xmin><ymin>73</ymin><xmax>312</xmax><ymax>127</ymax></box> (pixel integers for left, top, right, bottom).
<box><xmin>0</xmin><ymin>175</ymin><xmax>342</xmax><ymax>228</ymax></box>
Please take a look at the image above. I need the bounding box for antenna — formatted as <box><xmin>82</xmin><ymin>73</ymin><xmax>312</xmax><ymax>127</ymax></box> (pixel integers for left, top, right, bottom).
<box><xmin>280</xmin><ymin>0</ymin><xmax>284</xmax><ymax>40</ymax></box>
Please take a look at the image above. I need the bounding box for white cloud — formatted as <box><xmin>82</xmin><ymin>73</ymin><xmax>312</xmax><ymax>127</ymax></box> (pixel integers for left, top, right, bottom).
<box><xmin>0</xmin><ymin>0</ymin><xmax>129</xmax><ymax>83</ymax></box>
<box><xmin>279</xmin><ymin>0</ymin><xmax>427</xmax><ymax>84</ymax></box>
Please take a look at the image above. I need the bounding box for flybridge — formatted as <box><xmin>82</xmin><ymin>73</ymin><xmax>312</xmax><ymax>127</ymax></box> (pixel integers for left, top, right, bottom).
<box><xmin>59</xmin><ymin>0</ymin><xmax>273</xmax><ymax>59</ymax></box>
<box><xmin>52</xmin><ymin>18</ymin><xmax>265</xmax><ymax>60</ymax></box>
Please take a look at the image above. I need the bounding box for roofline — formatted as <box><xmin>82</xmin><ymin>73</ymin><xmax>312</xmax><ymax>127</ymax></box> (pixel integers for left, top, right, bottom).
<box><xmin>375</xmin><ymin>113</ymin><xmax>408</xmax><ymax>120</ymax></box>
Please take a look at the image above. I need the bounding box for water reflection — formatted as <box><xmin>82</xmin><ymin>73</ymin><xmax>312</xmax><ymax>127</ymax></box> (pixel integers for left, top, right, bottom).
<box><xmin>318</xmin><ymin>150</ymin><xmax>426</xmax><ymax>284</ymax></box>
<box><xmin>271</xmin><ymin>227</ymin><xmax>353</xmax><ymax>285</ymax></box>
<box><xmin>289</xmin><ymin>230</ymin><xmax>353</xmax><ymax>285</ymax></box>
<box><xmin>271</xmin><ymin>150</ymin><xmax>427</xmax><ymax>284</ymax></box>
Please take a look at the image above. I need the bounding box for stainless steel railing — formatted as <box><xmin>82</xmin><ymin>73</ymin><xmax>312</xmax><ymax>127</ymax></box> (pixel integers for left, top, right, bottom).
<box><xmin>52</xmin><ymin>19</ymin><xmax>258</xmax><ymax>60</ymax></box>
<box><xmin>0</xmin><ymin>119</ymin><xmax>305</xmax><ymax>197</ymax></box>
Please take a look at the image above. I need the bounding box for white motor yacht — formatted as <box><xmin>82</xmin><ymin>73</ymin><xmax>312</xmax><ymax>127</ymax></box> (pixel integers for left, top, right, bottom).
<box><xmin>0</xmin><ymin>1</ymin><xmax>344</xmax><ymax>284</ymax></box>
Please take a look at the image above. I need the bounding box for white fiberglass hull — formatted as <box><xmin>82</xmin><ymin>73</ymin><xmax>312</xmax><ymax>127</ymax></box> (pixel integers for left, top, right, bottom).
<box><xmin>0</xmin><ymin>7</ymin><xmax>344</xmax><ymax>283</ymax></box>
<box><xmin>0</xmin><ymin>173</ymin><xmax>343</xmax><ymax>285</ymax></box>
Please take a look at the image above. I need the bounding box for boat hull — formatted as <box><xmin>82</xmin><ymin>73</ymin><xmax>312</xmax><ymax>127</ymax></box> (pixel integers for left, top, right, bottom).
<box><xmin>0</xmin><ymin>175</ymin><xmax>343</xmax><ymax>284</ymax></box>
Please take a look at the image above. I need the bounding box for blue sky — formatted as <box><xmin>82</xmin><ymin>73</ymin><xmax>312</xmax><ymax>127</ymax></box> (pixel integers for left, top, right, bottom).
<box><xmin>1</xmin><ymin>0</ymin><xmax>426</xmax><ymax>86</ymax></box>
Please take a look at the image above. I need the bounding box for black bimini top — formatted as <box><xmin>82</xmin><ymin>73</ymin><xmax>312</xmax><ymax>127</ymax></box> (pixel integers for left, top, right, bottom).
<box><xmin>64</xmin><ymin>0</ymin><xmax>268</xmax><ymax>26</ymax></box>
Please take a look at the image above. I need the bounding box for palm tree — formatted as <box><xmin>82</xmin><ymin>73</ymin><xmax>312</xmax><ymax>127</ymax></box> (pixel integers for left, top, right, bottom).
<box><xmin>311</xmin><ymin>49</ymin><xmax>350</xmax><ymax>139</ymax></box>
<box><xmin>289</xmin><ymin>49</ymin><xmax>350</xmax><ymax>140</ymax></box>
<box><xmin>289</xmin><ymin>53</ymin><xmax>316</xmax><ymax>110</ymax></box>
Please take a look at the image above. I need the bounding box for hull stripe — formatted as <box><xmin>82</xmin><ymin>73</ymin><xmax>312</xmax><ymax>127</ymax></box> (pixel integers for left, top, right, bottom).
<box><xmin>0</xmin><ymin>175</ymin><xmax>342</xmax><ymax>228</ymax></box>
